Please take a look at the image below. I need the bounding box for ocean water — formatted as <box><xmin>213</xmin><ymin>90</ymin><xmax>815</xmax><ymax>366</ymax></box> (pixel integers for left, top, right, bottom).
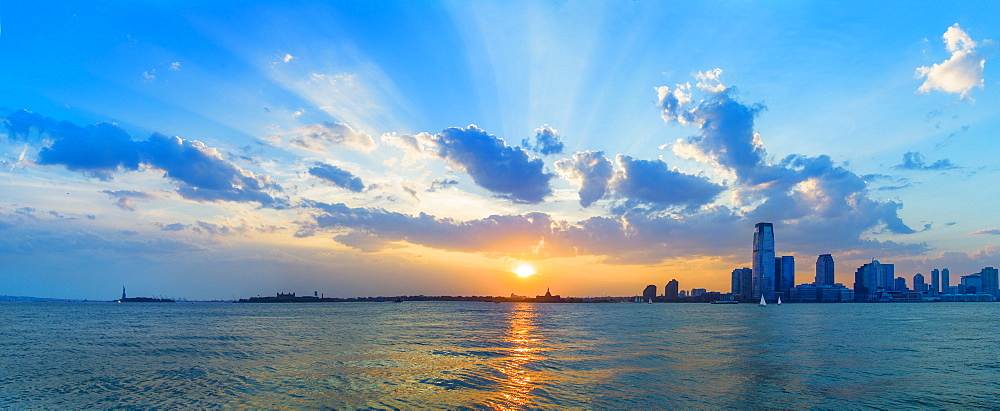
<box><xmin>2</xmin><ymin>301</ymin><xmax>999</xmax><ymax>409</ymax></box>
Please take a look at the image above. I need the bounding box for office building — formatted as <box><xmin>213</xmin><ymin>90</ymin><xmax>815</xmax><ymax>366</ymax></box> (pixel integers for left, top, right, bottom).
<box><xmin>894</xmin><ymin>277</ymin><xmax>907</xmax><ymax>291</ymax></box>
<box><xmin>775</xmin><ymin>256</ymin><xmax>795</xmax><ymax>300</ymax></box>
<box><xmin>816</xmin><ymin>254</ymin><xmax>835</xmax><ymax>286</ymax></box>
<box><xmin>752</xmin><ymin>222</ymin><xmax>776</xmax><ymax>301</ymax></box>
<box><xmin>942</xmin><ymin>269</ymin><xmax>950</xmax><ymax>293</ymax></box>
<box><xmin>931</xmin><ymin>269</ymin><xmax>940</xmax><ymax>296</ymax></box>
<box><xmin>691</xmin><ymin>288</ymin><xmax>706</xmax><ymax>297</ymax></box>
<box><xmin>642</xmin><ymin>285</ymin><xmax>657</xmax><ymax>301</ymax></box>
<box><xmin>789</xmin><ymin>283</ymin><xmax>854</xmax><ymax>302</ymax></box>
<box><xmin>665</xmin><ymin>279</ymin><xmax>679</xmax><ymax>299</ymax></box>
<box><xmin>979</xmin><ymin>267</ymin><xmax>999</xmax><ymax>297</ymax></box>
<box><xmin>854</xmin><ymin>259</ymin><xmax>895</xmax><ymax>301</ymax></box>
<box><xmin>731</xmin><ymin>267</ymin><xmax>752</xmax><ymax>301</ymax></box>
<box><xmin>960</xmin><ymin>274</ymin><xmax>983</xmax><ymax>294</ymax></box>
<box><xmin>913</xmin><ymin>273</ymin><xmax>926</xmax><ymax>293</ymax></box>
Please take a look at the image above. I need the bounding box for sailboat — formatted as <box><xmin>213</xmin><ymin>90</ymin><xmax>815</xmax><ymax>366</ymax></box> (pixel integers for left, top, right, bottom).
<box><xmin>648</xmin><ymin>298</ymin><xmax>653</xmax><ymax>304</ymax></box>
<box><xmin>777</xmin><ymin>296</ymin><xmax>782</xmax><ymax>305</ymax></box>
<box><xmin>759</xmin><ymin>295</ymin><xmax>767</xmax><ymax>307</ymax></box>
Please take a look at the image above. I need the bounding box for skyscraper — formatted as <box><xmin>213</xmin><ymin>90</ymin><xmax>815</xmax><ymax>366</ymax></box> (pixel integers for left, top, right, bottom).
<box><xmin>643</xmin><ymin>285</ymin><xmax>657</xmax><ymax>301</ymax></box>
<box><xmin>816</xmin><ymin>254</ymin><xmax>835</xmax><ymax>286</ymax></box>
<box><xmin>931</xmin><ymin>268</ymin><xmax>940</xmax><ymax>296</ymax></box>
<box><xmin>979</xmin><ymin>267</ymin><xmax>998</xmax><ymax>297</ymax></box>
<box><xmin>775</xmin><ymin>256</ymin><xmax>795</xmax><ymax>300</ymax></box>
<box><xmin>942</xmin><ymin>268</ymin><xmax>951</xmax><ymax>294</ymax></box>
<box><xmin>752</xmin><ymin>222</ymin><xmax>775</xmax><ymax>301</ymax></box>
<box><xmin>854</xmin><ymin>259</ymin><xmax>895</xmax><ymax>301</ymax></box>
<box><xmin>731</xmin><ymin>267</ymin><xmax>752</xmax><ymax>301</ymax></box>
<box><xmin>665</xmin><ymin>279</ymin><xmax>679</xmax><ymax>299</ymax></box>
<box><xmin>913</xmin><ymin>273</ymin><xmax>926</xmax><ymax>292</ymax></box>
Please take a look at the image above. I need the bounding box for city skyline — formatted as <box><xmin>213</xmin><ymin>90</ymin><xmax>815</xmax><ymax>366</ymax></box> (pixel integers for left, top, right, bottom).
<box><xmin>1</xmin><ymin>2</ymin><xmax>999</xmax><ymax>300</ymax></box>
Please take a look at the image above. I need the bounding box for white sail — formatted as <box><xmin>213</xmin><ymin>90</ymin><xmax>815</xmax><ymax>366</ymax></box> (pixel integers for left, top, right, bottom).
<box><xmin>777</xmin><ymin>296</ymin><xmax>782</xmax><ymax>305</ymax></box>
<box><xmin>759</xmin><ymin>295</ymin><xmax>767</xmax><ymax>306</ymax></box>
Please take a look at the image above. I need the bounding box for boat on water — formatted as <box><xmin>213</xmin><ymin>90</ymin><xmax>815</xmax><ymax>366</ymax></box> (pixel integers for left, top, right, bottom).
<box><xmin>711</xmin><ymin>300</ymin><xmax>739</xmax><ymax>304</ymax></box>
<box><xmin>777</xmin><ymin>296</ymin><xmax>782</xmax><ymax>305</ymax></box>
<box><xmin>759</xmin><ymin>295</ymin><xmax>767</xmax><ymax>307</ymax></box>
<box><xmin>648</xmin><ymin>298</ymin><xmax>653</xmax><ymax>304</ymax></box>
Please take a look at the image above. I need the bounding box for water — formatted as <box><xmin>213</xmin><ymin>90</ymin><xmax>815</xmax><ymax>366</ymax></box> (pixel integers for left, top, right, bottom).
<box><xmin>2</xmin><ymin>301</ymin><xmax>999</xmax><ymax>409</ymax></box>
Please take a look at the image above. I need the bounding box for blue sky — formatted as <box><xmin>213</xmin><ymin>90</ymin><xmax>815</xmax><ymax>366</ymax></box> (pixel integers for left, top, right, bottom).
<box><xmin>1</xmin><ymin>1</ymin><xmax>998</xmax><ymax>300</ymax></box>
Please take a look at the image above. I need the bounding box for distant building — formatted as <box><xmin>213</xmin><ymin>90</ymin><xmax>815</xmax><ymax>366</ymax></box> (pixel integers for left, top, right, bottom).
<box><xmin>731</xmin><ymin>267</ymin><xmax>752</xmax><ymax>301</ymax></box>
<box><xmin>854</xmin><ymin>259</ymin><xmax>895</xmax><ymax>301</ymax></box>
<box><xmin>642</xmin><ymin>285</ymin><xmax>657</xmax><ymax>301</ymax></box>
<box><xmin>913</xmin><ymin>273</ymin><xmax>926</xmax><ymax>293</ymax></box>
<box><xmin>665</xmin><ymin>279</ymin><xmax>679</xmax><ymax>299</ymax></box>
<box><xmin>691</xmin><ymin>288</ymin><xmax>706</xmax><ymax>297</ymax></box>
<box><xmin>816</xmin><ymin>254</ymin><xmax>835</xmax><ymax>286</ymax></box>
<box><xmin>535</xmin><ymin>288</ymin><xmax>562</xmax><ymax>302</ymax></box>
<box><xmin>979</xmin><ymin>267</ymin><xmax>999</xmax><ymax>297</ymax></box>
<box><xmin>894</xmin><ymin>277</ymin><xmax>907</xmax><ymax>292</ymax></box>
<box><xmin>960</xmin><ymin>274</ymin><xmax>982</xmax><ymax>295</ymax></box>
<box><xmin>942</xmin><ymin>269</ymin><xmax>951</xmax><ymax>293</ymax></box>
<box><xmin>752</xmin><ymin>222</ymin><xmax>776</xmax><ymax>301</ymax></box>
<box><xmin>790</xmin><ymin>283</ymin><xmax>854</xmax><ymax>302</ymax></box>
<box><xmin>775</xmin><ymin>256</ymin><xmax>795</xmax><ymax>301</ymax></box>
<box><xmin>679</xmin><ymin>290</ymin><xmax>688</xmax><ymax>298</ymax></box>
<box><xmin>931</xmin><ymin>269</ymin><xmax>940</xmax><ymax>296</ymax></box>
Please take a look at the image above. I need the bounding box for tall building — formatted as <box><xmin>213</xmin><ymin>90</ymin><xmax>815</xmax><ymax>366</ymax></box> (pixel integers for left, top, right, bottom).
<box><xmin>731</xmin><ymin>267</ymin><xmax>752</xmax><ymax>301</ymax></box>
<box><xmin>665</xmin><ymin>279</ymin><xmax>679</xmax><ymax>299</ymax></box>
<box><xmin>775</xmin><ymin>256</ymin><xmax>795</xmax><ymax>300</ymax></box>
<box><xmin>642</xmin><ymin>285</ymin><xmax>657</xmax><ymax>301</ymax></box>
<box><xmin>979</xmin><ymin>267</ymin><xmax>999</xmax><ymax>297</ymax></box>
<box><xmin>913</xmin><ymin>273</ymin><xmax>926</xmax><ymax>293</ymax></box>
<box><xmin>854</xmin><ymin>259</ymin><xmax>895</xmax><ymax>301</ymax></box>
<box><xmin>894</xmin><ymin>277</ymin><xmax>907</xmax><ymax>291</ymax></box>
<box><xmin>816</xmin><ymin>254</ymin><xmax>835</xmax><ymax>286</ymax></box>
<box><xmin>942</xmin><ymin>268</ymin><xmax>950</xmax><ymax>293</ymax></box>
<box><xmin>931</xmin><ymin>269</ymin><xmax>940</xmax><ymax>296</ymax></box>
<box><xmin>960</xmin><ymin>274</ymin><xmax>983</xmax><ymax>294</ymax></box>
<box><xmin>752</xmin><ymin>222</ymin><xmax>776</xmax><ymax>301</ymax></box>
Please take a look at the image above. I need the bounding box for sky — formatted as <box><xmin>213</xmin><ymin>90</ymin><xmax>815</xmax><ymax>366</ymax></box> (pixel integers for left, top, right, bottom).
<box><xmin>1</xmin><ymin>1</ymin><xmax>998</xmax><ymax>300</ymax></box>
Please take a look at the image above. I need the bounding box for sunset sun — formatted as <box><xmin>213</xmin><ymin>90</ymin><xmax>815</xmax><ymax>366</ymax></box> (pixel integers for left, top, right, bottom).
<box><xmin>514</xmin><ymin>265</ymin><xmax>536</xmax><ymax>278</ymax></box>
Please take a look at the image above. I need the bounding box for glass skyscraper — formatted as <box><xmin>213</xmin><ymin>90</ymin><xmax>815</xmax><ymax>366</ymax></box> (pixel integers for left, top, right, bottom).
<box><xmin>752</xmin><ymin>222</ymin><xmax>775</xmax><ymax>301</ymax></box>
<box><xmin>816</xmin><ymin>254</ymin><xmax>835</xmax><ymax>286</ymax></box>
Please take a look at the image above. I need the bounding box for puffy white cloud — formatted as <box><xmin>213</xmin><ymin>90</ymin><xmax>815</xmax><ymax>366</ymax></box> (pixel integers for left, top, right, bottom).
<box><xmin>916</xmin><ymin>24</ymin><xmax>986</xmax><ymax>99</ymax></box>
<box><xmin>555</xmin><ymin>151</ymin><xmax>614</xmax><ymax>207</ymax></box>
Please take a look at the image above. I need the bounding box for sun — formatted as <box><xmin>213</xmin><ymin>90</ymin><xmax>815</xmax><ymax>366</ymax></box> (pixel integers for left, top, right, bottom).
<box><xmin>513</xmin><ymin>264</ymin><xmax>536</xmax><ymax>278</ymax></box>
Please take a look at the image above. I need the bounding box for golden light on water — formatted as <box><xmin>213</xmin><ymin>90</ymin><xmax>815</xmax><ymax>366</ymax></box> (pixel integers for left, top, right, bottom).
<box><xmin>513</xmin><ymin>264</ymin><xmax>536</xmax><ymax>278</ymax></box>
<box><xmin>486</xmin><ymin>303</ymin><xmax>542</xmax><ymax>410</ymax></box>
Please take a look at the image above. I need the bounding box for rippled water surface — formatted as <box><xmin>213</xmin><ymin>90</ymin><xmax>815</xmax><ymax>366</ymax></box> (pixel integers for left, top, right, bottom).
<box><xmin>2</xmin><ymin>301</ymin><xmax>1000</xmax><ymax>409</ymax></box>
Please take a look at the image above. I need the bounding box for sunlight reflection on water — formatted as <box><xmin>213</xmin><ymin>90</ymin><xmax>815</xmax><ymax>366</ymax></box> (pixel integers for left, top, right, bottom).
<box><xmin>3</xmin><ymin>301</ymin><xmax>1000</xmax><ymax>409</ymax></box>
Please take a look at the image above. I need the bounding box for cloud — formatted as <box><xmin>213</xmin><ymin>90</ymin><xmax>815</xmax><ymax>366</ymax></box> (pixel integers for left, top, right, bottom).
<box><xmin>611</xmin><ymin>155</ymin><xmax>724</xmax><ymax>211</ymax></box>
<box><xmin>555</xmin><ymin>151</ymin><xmax>614</xmax><ymax>207</ymax></box>
<box><xmin>160</xmin><ymin>222</ymin><xmax>187</xmax><ymax>231</ymax></box>
<box><xmin>288</xmin><ymin>122</ymin><xmax>376</xmax><ymax>153</ymax></box>
<box><xmin>169</xmin><ymin>62</ymin><xmax>181</xmax><ymax>71</ymax></box>
<box><xmin>425</xmin><ymin>125</ymin><xmax>553</xmax><ymax>204</ymax></box>
<box><xmin>3</xmin><ymin>110</ymin><xmax>140</xmax><ymax>180</ymax></box>
<box><xmin>894</xmin><ymin>151</ymin><xmax>957</xmax><ymax>171</ymax></box>
<box><xmin>308</xmin><ymin>163</ymin><xmax>365</xmax><ymax>192</ymax></box>
<box><xmin>657</xmin><ymin>70</ymin><xmax>918</xmax><ymax>238</ymax></box>
<box><xmin>142</xmin><ymin>70</ymin><xmax>156</xmax><ymax>80</ymax></box>
<box><xmin>428</xmin><ymin>178</ymin><xmax>459</xmax><ymax>192</ymax></box>
<box><xmin>139</xmin><ymin>133</ymin><xmax>283</xmax><ymax>206</ymax></box>
<box><xmin>968</xmin><ymin>228</ymin><xmax>1000</xmax><ymax>236</ymax></box>
<box><xmin>916</xmin><ymin>24</ymin><xmax>986</xmax><ymax>99</ymax></box>
<box><xmin>101</xmin><ymin>190</ymin><xmax>155</xmax><ymax>211</ymax></box>
<box><xmin>521</xmin><ymin>124</ymin><xmax>565</xmax><ymax>155</ymax></box>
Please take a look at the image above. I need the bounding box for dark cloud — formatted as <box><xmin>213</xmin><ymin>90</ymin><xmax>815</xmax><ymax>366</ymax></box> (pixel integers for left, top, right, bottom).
<box><xmin>894</xmin><ymin>151</ymin><xmax>958</xmax><ymax>171</ymax></box>
<box><xmin>160</xmin><ymin>222</ymin><xmax>187</xmax><ymax>231</ymax></box>
<box><xmin>521</xmin><ymin>125</ymin><xmax>565</xmax><ymax>155</ymax></box>
<box><xmin>308</xmin><ymin>163</ymin><xmax>365</xmax><ymax>192</ymax></box>
<box><xmin>190</xmin><ymin>219</ymin><xmax>284</xmax><ymax>237</ymax></box>
<box><xmin>555</xmin><ymin>151</ymin><xmax>614</xmax><ymax>207</ymax></box>
<box><xmin>139</xmin><ymin>133</ymin><xmax>284</xmax><ymax>207</ymax></box>
<box><xmin>3</xmin><ymin>110</ymin><xmax>140</xmax><ymax>180</ymax></box>
<box><xmin>428</xmin><ymin>178</ymin><xmax>459</xmax><ymax>192</ymax></box>
<box><xmin>426</xmin><ymin>125</ymin><xmax>553</xmax><ymax>204</ymax></box>
<box><xmin>3</xmin><ymin>110</ymin><xmax>284</xmax><ymax>207</ymax></box>
<box><xmin>101</xmin><ymin>190</ymin><xmax>154</xmax><ymax>211</ymax></box>
<box><xmin>612</xmin><ymin>155</ymin><xmax>724</xmax><ymax>211</ymax></box>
